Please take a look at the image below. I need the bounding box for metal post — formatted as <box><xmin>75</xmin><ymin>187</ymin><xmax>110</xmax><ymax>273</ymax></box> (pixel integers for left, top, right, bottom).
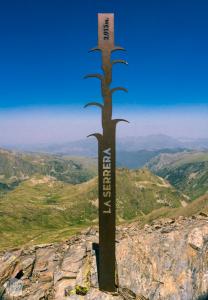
<box><xmin>84</xmin><ymin>13</ymin><xmax>128</xmax><ymax>292</ymax></box>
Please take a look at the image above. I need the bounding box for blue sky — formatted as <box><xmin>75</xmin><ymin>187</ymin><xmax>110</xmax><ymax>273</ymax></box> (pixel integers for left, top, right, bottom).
<box><xmin>0</xmin><ymin>0</ymin><xmax>208</xmax><ymax>143</ymax></box>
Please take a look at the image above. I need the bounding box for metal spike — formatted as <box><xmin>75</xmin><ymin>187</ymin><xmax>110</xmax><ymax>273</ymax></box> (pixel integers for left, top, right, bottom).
<box><xmin>111</xmin><ymin>46</ymin><xmax>126</xmax><ymax>52</ymax></box>
<box><xmin>110</xmin><ymin>87</ymin><xmax>128</xmax><ymax>95</ymax></box>
<box><xmin>89</xmin><ymin>47</ymin><xmax>101</xmax><ymax>53</ymax></box>
<box><xmin>87</xmin><ymin>133</ymin><xmax>103</xmax><ymax>142</ymax></box>
<box><xmin>112</xmin><ymin>59</ymin><xmax>128</xmax><ymax>65</ymax></box>
<box><xmin>84</xmin><ymin>73</ymin><xmax>103</xmax><ymax>80</ymax></box>
<box><xmin>112</xmin><ymin>118</ymin><xmax>129</xmax><ymax>124</ymax></box>
<box><xmin>84</xmin><ymin>102</ymin><xmax>103</xmax><ymax>109</ymax></box>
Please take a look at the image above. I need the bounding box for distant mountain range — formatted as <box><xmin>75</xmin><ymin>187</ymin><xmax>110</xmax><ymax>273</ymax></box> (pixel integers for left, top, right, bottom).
<box><xmin>0</xmin><ymin>148</ymin><xmax>97</xmax><ymax>190</ymax></box>
<box><xmin>3</xmin><ymin>134</ymin><xmax>208</xmax><ymax>157</ymax></box>
<box><xmin>117</xmin><ymin>148</ymin><xmax>189</xmax><ymax>169</ymax></box>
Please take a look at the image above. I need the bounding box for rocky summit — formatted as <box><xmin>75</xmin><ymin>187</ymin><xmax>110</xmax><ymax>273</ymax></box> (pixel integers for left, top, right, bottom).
<box><xmin>0</xmin><ymin>215</ymin><xmax>208</xmax><ymax>300</ymax></box>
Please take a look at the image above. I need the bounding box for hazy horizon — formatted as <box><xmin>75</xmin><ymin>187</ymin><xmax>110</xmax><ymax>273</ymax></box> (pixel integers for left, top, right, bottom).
<box><xmin>0</xmin><ymin>105</ymin><xmax>207</xmax><ymax>146</ymax></box>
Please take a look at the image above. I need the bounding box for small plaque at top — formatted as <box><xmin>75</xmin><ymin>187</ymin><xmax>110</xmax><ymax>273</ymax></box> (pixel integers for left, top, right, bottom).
<box><xmin>98</xmin><ymin>13</ymin><xmax>115</xmax><ymax>49</ymax></box>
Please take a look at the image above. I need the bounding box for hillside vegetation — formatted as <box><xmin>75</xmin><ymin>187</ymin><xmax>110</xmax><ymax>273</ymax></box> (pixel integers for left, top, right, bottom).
<box><xmin>0</xmin><ymin>147</ymin><xmax>207</xmax><ymax>252</ymax></box>
<box><xmin>139</xmin><ymin>193</ymin><xmax>208</xmax><ymax>226</ymax></box>
<box><xmin>0</xmin><ymin>148</ymin><xmax>97</xmax><ymax>189</ymax></box>
<box><xmin>0</xmin><ymin>168</ymin><xmax>185</xmax><ymax>251</ymax></box>
<box><xmin>147</xmin><ymin>150</ymin><xmax>208</xmax><ymax>200</ymax></box>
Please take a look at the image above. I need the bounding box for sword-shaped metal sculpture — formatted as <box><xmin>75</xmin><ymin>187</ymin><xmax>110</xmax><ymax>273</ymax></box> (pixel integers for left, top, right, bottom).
<box><xmin>84</xmin><ymin>13</ymin><xmax>128</xmax><ymax>292</ymax></box>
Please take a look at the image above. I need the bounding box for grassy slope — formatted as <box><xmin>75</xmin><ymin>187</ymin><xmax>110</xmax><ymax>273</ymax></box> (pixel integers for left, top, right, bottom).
<box><xmin>147</xmin><ymin>151</ymin><xmax>208</xmax><ymax>200</ymax></box>
<box><xmin>0</xmin><ymin>148</ymin><xmax>97</xmax><ymax>187</ymax></box>
<box><xmin>0</xmin><ymin>168</ymin><xmax>185</xmax><ymax>251</ymax></box>
<box><xmin>139</xmin><ymin>193</ymin><xmax>208</xmax><ymax>225</ymax></box>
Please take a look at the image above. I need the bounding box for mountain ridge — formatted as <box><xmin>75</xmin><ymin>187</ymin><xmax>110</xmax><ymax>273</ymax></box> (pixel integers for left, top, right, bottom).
<box><xmin>3</xmin><ymin>134</ymin><xmax>208</xmax><ymax>156</ymax></box>
<box><xmin>147</xmin><ymin>150</ymin><xmax>208</xmax><ymax>200</ymax></box>
<box><xmin>0</xmin><ymin>148</ymin><xmax>97</xmax><ymax>188</ymax></box>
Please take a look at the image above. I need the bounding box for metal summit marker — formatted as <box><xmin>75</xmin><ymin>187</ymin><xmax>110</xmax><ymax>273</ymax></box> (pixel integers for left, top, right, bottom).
<box><xmin>84</xmin><ymin>13</ymin><xmax>128</xmax><ymax>292</ymax></box>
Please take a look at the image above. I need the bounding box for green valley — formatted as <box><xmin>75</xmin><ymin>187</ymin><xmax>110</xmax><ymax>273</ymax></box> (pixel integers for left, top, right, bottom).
<box><xmin>0</xmin><ymin>147</ymin><xmax>208</xmax><ymax>253</ymax></box>
<box><xmin>0</xmin><ymin>168</ymin><xmax>185</xmax><ymax>251</ymax></box>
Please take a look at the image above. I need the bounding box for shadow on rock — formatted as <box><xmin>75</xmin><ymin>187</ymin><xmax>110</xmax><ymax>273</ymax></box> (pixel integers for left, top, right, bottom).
<box><xmin>196</xmin><ymin>293</ymin><xmax>208</xmax><ymax>300</ymax></box>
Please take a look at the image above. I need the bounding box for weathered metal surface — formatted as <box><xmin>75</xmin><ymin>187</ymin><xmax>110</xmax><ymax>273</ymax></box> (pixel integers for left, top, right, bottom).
<box><xmin>84</xmin><ymin>13</ymin><xmax>128</xmax><ymax>292</ymax></box>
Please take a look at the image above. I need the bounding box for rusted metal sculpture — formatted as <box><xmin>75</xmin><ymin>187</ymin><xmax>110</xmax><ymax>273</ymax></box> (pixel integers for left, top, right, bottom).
<box><xmin>84</xmin><ymin>13</ymin><xmax>128</xmax><ymax>292</ymax></box>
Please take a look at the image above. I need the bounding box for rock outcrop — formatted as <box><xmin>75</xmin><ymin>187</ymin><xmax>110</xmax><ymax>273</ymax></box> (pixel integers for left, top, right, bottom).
<box><xmin>0</xmin><ymin>215</ymin><xmax>208</xmax><ymax>300</ymax></box>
